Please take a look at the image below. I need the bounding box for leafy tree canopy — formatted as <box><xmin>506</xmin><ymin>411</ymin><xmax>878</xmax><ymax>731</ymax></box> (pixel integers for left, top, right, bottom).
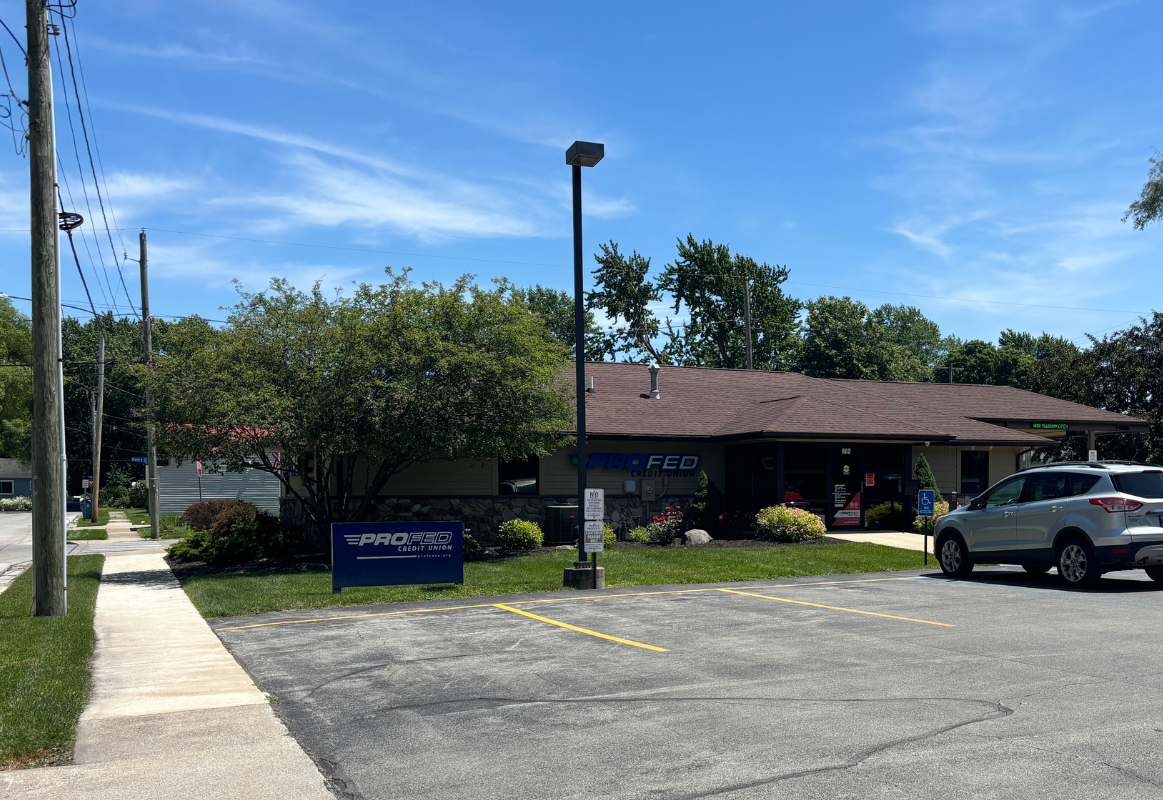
<box><xmin>1123</xmin><ymin>151</ymin><xmax>1163</xmax><ymax>231</ymax></box>
<box><xmin>146</xmin><ymin>271</ymin><xmax>574</xmax><ymax>536</ymax></box>
<box><xmin>508</xmin><ymin>282</ymin><xmax>607</xmax><ymax>361</ymax></box>
<box><xmin>0</xmin><ymin>298</ymin><xmax>32</xmax><ymax>461</ymax></box>
<box><xmin>797</xmin><ymin>296</ymin><xmax>933</xmax><ymax>382</ymax></box>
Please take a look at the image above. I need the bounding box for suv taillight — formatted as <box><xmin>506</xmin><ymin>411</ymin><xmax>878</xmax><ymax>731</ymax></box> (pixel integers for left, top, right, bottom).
<box><xmin>1089</xmin><ymin>497</ymin><xmax>1144</xmax><ymax>513</ymax></box>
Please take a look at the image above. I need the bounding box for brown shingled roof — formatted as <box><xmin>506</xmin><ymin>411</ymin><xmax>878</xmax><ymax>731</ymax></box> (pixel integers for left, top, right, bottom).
<box><xmin>574</xmin><ymin>362</ymin><xmax>1147</xmax><ymax>445</ymax></box>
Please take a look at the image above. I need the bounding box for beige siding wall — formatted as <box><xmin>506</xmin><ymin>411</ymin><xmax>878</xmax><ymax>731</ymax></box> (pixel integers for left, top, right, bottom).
<box><xmin>913</xmin><ymin>445</ymin><xmax>1024</xmax><ymax>500</ymax></box>
<box><xmin>381</xmin><ymin>459</ymin><xmax>496</xmax><ymax>496</ymax></box>
<box><xmin>540</xmin><ymin>441</ymin><xmax>725</xmax><ymax>497</ymax></box>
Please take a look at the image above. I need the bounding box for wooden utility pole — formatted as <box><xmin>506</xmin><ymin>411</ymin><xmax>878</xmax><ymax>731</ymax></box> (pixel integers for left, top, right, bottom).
<box><xmin>743</xmin><ymin>278</ymin><xmax>754</xmax><ymax>370</ymax></box>
<box><xmin>28</xmin><ymin>0</ymin><xmax>67</xmax><ymax>615</ymax></box>
<box><xmin>89</xmin><ymin>332</ymin><xmax>105</xmax><ymax>522</ymax></box>
<box><xmin>139</xmin><ymin>231</ymin><xmax>159</xmax><ymax>539</ymax></box>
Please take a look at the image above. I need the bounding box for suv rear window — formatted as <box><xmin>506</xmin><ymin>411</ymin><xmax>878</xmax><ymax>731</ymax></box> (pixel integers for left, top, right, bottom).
<box><xmin>1111</xmin><ymin>471</ymin><xmax>1163</xmax><ymax>498</ymax></box>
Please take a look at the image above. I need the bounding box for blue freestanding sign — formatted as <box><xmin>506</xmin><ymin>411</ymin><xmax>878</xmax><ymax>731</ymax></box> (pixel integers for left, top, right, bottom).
<box><xmin>918</xmin><ymin>490</ymin><xmax>936</xmax><ymax>518</ymax></box>
<box><xmin>331</xmin><ymin>521</ymin><xmax>464</xmax><ymax>592</ymax></box>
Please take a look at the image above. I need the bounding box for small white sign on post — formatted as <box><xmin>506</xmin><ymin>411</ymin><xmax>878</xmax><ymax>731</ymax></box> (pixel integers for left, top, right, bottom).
<box><xmin>81</xmin><ymin>478</ymin><xmax>90</xmax><ymax>489</ymax></box>
<box><xmin>583</xmin><ymin>520</ymin><xmax>605</xmax><ymax>553</ymax></box>
<box><xmin>583</xmin><ymin>487</ymin><xmax>605</xmax><ymax>521</ymax></box>
<box><xmin>1088</xmin><ymin>450</ymin><xmax>1098</xmax><ymax>462</ymax></box>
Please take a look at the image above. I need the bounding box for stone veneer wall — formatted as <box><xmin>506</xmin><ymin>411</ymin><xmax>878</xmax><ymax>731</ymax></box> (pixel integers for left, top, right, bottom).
<box><xmin>282</xmin><ymin>495</ymin><xmax>695</xmax><ymax>547</ymax></box>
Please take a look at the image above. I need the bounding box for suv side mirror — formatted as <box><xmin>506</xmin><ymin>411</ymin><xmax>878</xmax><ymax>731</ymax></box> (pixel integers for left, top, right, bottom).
<box><xmin>969</xmin><ymin>497</ymin><xmax>985</xmax><ymax>510</ymax></box>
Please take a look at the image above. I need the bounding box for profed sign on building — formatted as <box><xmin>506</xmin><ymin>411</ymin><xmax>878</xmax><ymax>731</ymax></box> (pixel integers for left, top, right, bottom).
<box><xmin>331</xmin><ymin>521</ymin><xmax>463</xmax><ymax>592</ymax></box>
<box><xmin>570</xmin><ymin>452</ymin><xmax>700</xmax><ymax>478</ymax></box>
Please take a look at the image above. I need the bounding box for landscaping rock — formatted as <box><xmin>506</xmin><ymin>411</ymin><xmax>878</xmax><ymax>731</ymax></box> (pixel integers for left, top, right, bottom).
<box><xmin>683</xmin><ymin>529</ymin><xmax>713</xmax><ymax>545</ymax></box>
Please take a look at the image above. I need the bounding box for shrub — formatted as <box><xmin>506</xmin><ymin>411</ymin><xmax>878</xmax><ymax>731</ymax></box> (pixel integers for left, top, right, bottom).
<box><xmin>646</xmin><ymin>522</ymin><xmax>674</xmax><ymax>545</ymax></box>
<box><xmin>913</xmin><ymin>501</ymin><xmax>950</xmax><ymax>536</ymax></box>
<box><xmin>180</xmin><ymin>500</ymin><xmax>249</xmax><ymax>532</ymax></box>
<box><xmin>914</xmin><ymin>454</ymin><xmax>944</xmax><ymax>504</ymax></box>
<box><xmin>463</xmin><ymin>533</ymin><xmax>484</xmax><ymax>561</ymax></box>
<box><xmin>126</xmin><ymin>481</ymin><xmax>148</xmax><ymax>509</ymax></box>
<box><xmin>864</xmin><ymin>501</ymin><xmax>913</xmax><ymax>531</ymax></box>
<box><xmin>168</xmin><ymin>508</ymin><xmax>292</xmax><ymax>565</ymax></box>
<box><xmin>497</xmin><ymin>519</ymin><xmax>543</xmax><ymax>550</ymax></box>
<box><xmin>159</xmin><ymin>515</ymin><xmax>184</xmax><ymax>532</ymax></box>
<box><xmin>628</xmin><ymin>526</ymin><xmax>651</xmax><ymax>543</ymax></box>
<box><xmin>604</xmin><ymin>523</ymin><xmax>616</xmax><ymax>547</ymax></box>
<box><xmin>689</xmin><ymin>471</ymin><xmax>724</xmax><ymax>534</ymax></box>
<box><xmin>755</xmin><ymin>504</ymin><xmax>827</xmax><ymax>543</ymax></box>
<box><xmin>716</xmin><ymin>509</ymin><xmax>757</xmax><ymax>539</ymax></box>
<box><xmin>0</xmin><ymin>496</ymin><xmax>32</xmax><ymax>512</ymax></box>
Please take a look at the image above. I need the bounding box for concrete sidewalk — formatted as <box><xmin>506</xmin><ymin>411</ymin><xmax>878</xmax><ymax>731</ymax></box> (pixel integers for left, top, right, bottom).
<box><xmin>3</xmin><ymin>552</ymin><xmax>334</xmax><ymax>800</ymax></box>
<box><xmin>829</xmin><ymin>530</ymin><xmax>935</xmax><ymax>554</ymax></box>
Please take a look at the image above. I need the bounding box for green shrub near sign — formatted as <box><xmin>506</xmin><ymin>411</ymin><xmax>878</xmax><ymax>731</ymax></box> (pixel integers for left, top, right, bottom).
<box><xmin>497</xmin><ymin>519</ymin><xmax>543</xmax><ymax>550</ymax></box>
<box><xmin>628</xmin><ymin>526</ymin><xmax>651</xmax><ymax>543</ymax></box>
<box><xmin>755</xmin><ymin>505</ymin><xmax>827</xmax><ymax>543</ymax></box>
<box><xmin>169</xmin><ymin>500</ymin><xmax>300</xmax><ymax>565</ymax></box>
<box><xmin>864</xmin><ymin>501</ymin><xmax>913</xmax><ymax>531</ymax></box>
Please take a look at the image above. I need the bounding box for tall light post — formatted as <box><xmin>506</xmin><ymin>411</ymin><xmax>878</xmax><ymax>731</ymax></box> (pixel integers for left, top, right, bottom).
<box><xmin>566</xmin><ymin>141</ymin><xmax>604</xmax><ymax>567</ymax></box>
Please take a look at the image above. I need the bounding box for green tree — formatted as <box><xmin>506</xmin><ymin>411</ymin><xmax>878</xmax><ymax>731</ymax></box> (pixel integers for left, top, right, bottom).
<box><xmin>797</xmin><ymin>296</ymin><xmax>925</xmax><ymax>380</ymax></box>
<box><xmin>914</xmin><ymin>453</ymin><xmax>944</xmax><ymax>504</ymax></box>
<box><xmin>936</xmin><ymin>340</ymin><xmax>1031</xmax><ymax>386</ymax></box>
<box><xmin>509</xmin><ymin>283</ymin><xmax>607</xmax><ymax>361</ymax></box>
<box><xmin>1123</xmin><ymin>150</ymin><xmax>1163</xmax><ymax>230</ymax></box>
<box><xmin>588</xmin><ymin>241</ymin><xmax>666</xmax><ymax>362</ymax></box>
<box><xmin>659</xmin><ymin>235</ymin><xmax>801</xmax><ymax>370</ymax></box>
<box><xmin>689</xmin><ymin>469</ymin><xmax>724</xmax><ymax>534</ymax></box>
<box><xmin>0</xmin><ymin>298</ymin><xmax>32</xmax><ymax>461</ymax></box>
<box><xmin>871</xmin><ymin>304</ymin><xmax>943</xmax><ymax>369</ymax></box>
<box><xmin>147</xmin><ymin>271</ymin><xmax>574</xmax><ymax>538</ymax></box>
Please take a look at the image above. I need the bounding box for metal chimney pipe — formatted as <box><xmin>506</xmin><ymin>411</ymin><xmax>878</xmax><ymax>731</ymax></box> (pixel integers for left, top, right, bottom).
<box><xmin>649</xmin><ymin>363</ymin><xmax>661</xmax><ymax>399</ymax></box>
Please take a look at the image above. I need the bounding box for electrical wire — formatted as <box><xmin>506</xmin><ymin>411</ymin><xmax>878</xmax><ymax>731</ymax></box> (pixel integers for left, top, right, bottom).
<box><xmin>55</xmin><ymin>11</ymin><xmax>137</xmax><ymax>317</ymax></box>
<box><xmin>0</xmin><ymin>17</ymin><xmax>23</xmax><ymax>56</ymax></box>
<box><xmin>55</xmin><ymin>184</ymin><xmax>98</xmax><ymax>317</ymax></box>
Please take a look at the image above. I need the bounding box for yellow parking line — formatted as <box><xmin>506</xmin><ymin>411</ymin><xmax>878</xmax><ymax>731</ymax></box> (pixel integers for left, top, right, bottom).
<box><xmin>215</xmin><ymin>577</ymin><xmax>916</xmax><ymax>632</ymax></box>
<box><xmin>716</xmin><ymin>588</ymin><xmax>954</xmax><ymax>627</ymax></box>
<box><xmin>494</xmin><ymin>604</ymin><xmax>668</xmax><ymax>652</ymax></box>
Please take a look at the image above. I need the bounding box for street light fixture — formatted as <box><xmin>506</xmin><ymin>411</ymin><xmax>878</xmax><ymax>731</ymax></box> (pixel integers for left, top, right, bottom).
<box><xmin>567</xmin><ymin>140</ymin><xmax>603</xmax><ymax>576</ymax></box>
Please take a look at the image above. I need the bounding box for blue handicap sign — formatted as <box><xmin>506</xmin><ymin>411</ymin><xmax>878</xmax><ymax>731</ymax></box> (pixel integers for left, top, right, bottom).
<box><xmin>918</xmin><ymin>490</ymin><xmax>936</xmax><ymax>518</ymax></box>
<box><xmin>332</xmin><ymin>521</ymin><xmax>464</xmax><ymax>592</ymax></box>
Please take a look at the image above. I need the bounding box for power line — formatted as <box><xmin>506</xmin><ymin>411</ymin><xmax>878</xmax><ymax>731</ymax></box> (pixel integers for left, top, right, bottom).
<box><xmin>0</xmin><ymin>292</ymin><xmax>227</xmax><ymax>323</ymax></box>
<box><xmin>55</xmin><ymin>11</ymin><xmax>137</xmax><ymax>317</ymax></box>
<box><xmin>0</xmin><ymin>17</ymin><xmax>24</xmax><ymax>56</ymax></box>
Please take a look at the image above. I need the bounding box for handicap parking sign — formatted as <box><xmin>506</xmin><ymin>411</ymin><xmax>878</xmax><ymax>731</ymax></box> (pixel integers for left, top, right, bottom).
<box><xmin>918</xmin><ymin>490</ymin><xmax>936</xmax><ymax>518</ymax></box>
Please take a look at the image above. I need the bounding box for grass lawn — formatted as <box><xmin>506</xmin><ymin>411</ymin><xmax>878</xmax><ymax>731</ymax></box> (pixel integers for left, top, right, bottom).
<box><xmin>67</xmin><ymin>530</ymin><xmax>107</xmax><ymax>541</ymax></box>
<box><xmin>74</xmin><ymin>509</ymin><xmax>108</xmax><ymax>528</ymax></box>
<box><xmin>122</xmin><ymin>508</ymin><xmax>150</xmax><ymax>525</ymax></box>
<box><xmin>0</xmin><ymin>555</ymin><xmax>104</xmax><ymax>769</ymax></box>
<box><xmin>180</xmin><ymin>542</ymin><xmax>924</xmax><ymax>619</ymax></box>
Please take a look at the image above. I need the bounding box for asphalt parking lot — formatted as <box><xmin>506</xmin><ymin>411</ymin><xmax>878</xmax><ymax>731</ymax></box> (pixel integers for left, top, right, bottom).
<box><xmin>216</xmin><ymin>568</ymin><xmax>1163</xmax><ymax>800</ymax></box>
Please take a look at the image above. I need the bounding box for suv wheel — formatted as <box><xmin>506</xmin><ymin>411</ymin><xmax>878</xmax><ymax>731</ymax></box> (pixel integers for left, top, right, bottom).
<box><xmin>937</xmin><ymin>532</ymin><xmax>973</xmax><ymax>578</ymax></box>
<box><xmin>1057</xmin><ymin>537</ymin><xmax>1100</xmax><ymax>588</ymax></box>
<box><xmin>1145</xmin><ymin>566</ymin><xmax>1163</xmax><ymax>584</ymax></box>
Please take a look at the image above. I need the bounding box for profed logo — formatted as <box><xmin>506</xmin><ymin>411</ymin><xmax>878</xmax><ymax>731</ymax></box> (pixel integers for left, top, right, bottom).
<box><xmin>343</xmin><ymin>531</ymin><xmax>454</xmax><ymax>546</ymax></box>
<box><xmin>569</xmin><ymin>453</ymin><xmax>700</xmax><ymax>471</ymax></box>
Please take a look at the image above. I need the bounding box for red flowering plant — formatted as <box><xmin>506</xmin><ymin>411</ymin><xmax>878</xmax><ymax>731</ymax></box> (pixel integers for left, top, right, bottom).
<box><xmin>647</xmin><ymin>505</ymin><xmax>685</xmax><ymax>545</ymax></box>
<box><xmin>717</xmin><ymin>509</ymin><xmax>757</xmax><ymax>536</ymax></box>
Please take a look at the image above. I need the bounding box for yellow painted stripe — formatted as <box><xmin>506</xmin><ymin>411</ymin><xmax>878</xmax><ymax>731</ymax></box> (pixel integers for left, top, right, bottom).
<box><xmin>716</xmin><ymin>588</ymin><xmax>954</xmax><ymax>627</ymax></box>
<box><xmin>494</xmin><ymin>604</ymin><xmax>668</xmax><ymax>652</ymax></box>
<box><xmin>215</xmin><ymin>577</ymin><xmax>915</xmax><ymax>632</ymax></box>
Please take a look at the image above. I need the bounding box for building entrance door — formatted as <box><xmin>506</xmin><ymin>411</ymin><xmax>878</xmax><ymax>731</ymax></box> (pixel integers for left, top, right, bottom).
<box><xmin>830</xmin><ymin>445</ymin><xmax>862</xmax><ymax>529</ymax></box>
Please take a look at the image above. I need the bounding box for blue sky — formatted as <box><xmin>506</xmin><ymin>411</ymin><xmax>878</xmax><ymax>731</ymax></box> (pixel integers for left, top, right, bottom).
<box><xmin>0</xmin><ymin>0</ymin><xmax>1160</xmax><ymax>345</ymax></box>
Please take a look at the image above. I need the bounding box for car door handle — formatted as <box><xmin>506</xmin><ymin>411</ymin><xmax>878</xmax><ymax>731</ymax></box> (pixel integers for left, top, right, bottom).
<box><xmin>1003</xmin><ymin>510</ymin><xmax>1015</xmax><ymax>517</ymax></box>
<box><xmin>1050</xmin><ymin>505</ymin><xmax>1063</xmax><ymax>512</ymax></box>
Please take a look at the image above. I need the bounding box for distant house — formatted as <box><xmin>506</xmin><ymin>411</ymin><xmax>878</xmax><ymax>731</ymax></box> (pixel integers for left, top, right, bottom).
<box><xmin>0</xmin><ymin>459</ymin><xmax>32</xmax><ymax>498</ymax></box>
<box><xmin>156</xmin><ymin>459</ymin><xmax>280</xmax><ymax>516</ymax></box>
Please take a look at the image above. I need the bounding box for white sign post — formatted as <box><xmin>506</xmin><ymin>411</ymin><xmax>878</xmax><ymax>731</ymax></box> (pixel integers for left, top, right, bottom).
<box><xmin>583</xmin><ymin>520</ymin><xmax>605</xmax><ymax>553</ymax></box>
<box><xmin>583</xmin><ymin>488</ymin><xmax>604</xmax><ymax>521</ymax></box>
<box><xmin>81</xmin><ymin>478</ymin><xmax>90</xmax><ymax>490</ymax></box>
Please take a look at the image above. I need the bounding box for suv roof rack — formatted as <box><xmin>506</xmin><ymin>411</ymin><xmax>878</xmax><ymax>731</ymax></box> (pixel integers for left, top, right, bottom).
<box><xmin>1015</xmin><ymin>460</ymin><xmax>1162</xmax><ymax>474</ymax></box>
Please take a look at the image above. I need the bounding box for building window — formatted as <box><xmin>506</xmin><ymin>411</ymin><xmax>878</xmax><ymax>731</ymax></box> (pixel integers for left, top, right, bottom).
<box><xmin>961</xmin><ymin>451</ymin><xmax>989</xmax><ymax>496</ymax></box>
<box><xmin>499</xmin><ymin>455</ymin><xmax>539</xmax><ymax>495</ymax></box>
<box><xmin>0</xmin><ymin>480</ymin><xmax>12</xmax><ymax>495</ymax></box>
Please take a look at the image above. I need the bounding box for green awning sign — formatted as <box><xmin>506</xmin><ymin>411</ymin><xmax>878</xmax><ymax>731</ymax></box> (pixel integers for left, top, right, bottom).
<box><xmin>1031</xmin><ymin>422</ymin><xmax>1069</xmax><ymax>430</ymax></box>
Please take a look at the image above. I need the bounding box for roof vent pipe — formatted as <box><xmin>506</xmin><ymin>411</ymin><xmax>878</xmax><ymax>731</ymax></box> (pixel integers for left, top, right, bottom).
<box><xmin>648</xmin><ymin>363</ymin><xmax>661</xmax><ymax>399</ymax></box>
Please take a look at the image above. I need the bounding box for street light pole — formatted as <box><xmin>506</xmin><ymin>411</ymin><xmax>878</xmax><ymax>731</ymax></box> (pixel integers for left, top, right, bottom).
<box><xmin>566</xmin><ymin>141</ymin><xmax>604</xmax><ymax>571</ymax></box>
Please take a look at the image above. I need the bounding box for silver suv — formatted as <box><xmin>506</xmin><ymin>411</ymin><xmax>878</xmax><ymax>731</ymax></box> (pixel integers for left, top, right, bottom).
<box><xmin>934</xmin><ymin>461</ymin><xmax>1163</xmax><ymax>587</ymax></box>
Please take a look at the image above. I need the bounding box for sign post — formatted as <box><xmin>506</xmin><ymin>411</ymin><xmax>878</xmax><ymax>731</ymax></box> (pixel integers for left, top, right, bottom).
<box><xmin>584</xmin><ymin>487</ymin><xmax>604</xmax><ymax>569</ymax></box>
<box><xmin>918</xmin><ymin>489</ymin><xmax>936</xmax><ymax>565</ymax></box>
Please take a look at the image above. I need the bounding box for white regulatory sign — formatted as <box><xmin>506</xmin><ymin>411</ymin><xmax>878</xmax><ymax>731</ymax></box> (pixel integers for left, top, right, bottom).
<box><xmin>583</xmin><ymin>487</ymin><xmax>605</xmax><ymax>521</ymax></box>
<box><xmin>583</xmin><ymin>520</ymin><xmax>605</xmax><ymax>553</ymax></box>
<box><xmin>81</xmin><ymin>479</ymin><xmax>90</xmax><ymax>489</ymax></box>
